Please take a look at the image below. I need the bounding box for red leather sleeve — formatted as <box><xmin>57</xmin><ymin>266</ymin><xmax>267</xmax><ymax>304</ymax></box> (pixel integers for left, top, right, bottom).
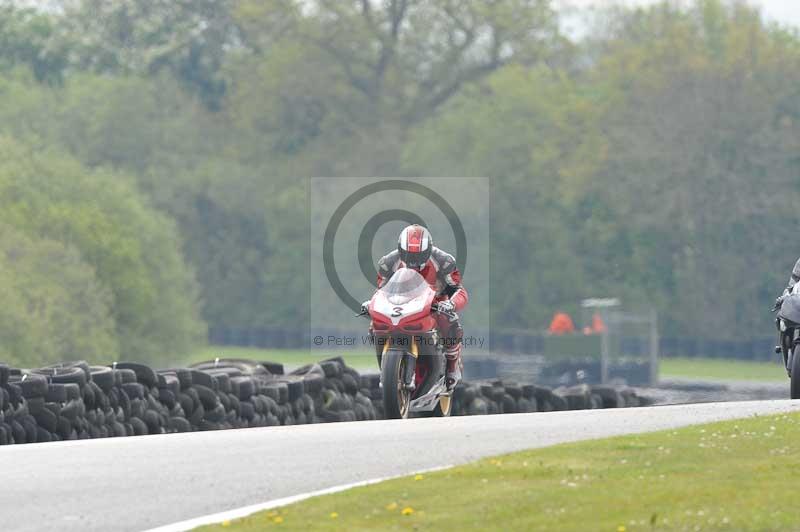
<box><xmin>450</xmin><ymin>286</ymin><xmax>468</xmax><ymax>311</ymax></box>
<box><xmin>446</xmin><ymin>269</ymin><xmax>468</xmax><ymax>311</ymax></box>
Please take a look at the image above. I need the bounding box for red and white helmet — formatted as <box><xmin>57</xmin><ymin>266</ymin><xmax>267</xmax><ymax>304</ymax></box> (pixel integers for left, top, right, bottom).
<box><xmin>398</xmin><ymin>225</ymin><xmax>432</xmax><ymax>270</ymax></box>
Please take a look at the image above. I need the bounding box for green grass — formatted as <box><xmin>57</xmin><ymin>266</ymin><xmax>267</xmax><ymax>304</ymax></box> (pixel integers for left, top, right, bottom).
<box><xmin>659</xmin><ymin>357</ymin><xmax>784</xmax><ymax>382</ymax></box>
<box><xmin>199</xmin><ymin>412</ymin><xmax>800</xmax><ymax>531</ymax></box>
<box><xmin>183</xmin><ymin>346</ymin><xmax>375</xmax><ymax>370</ymax></box>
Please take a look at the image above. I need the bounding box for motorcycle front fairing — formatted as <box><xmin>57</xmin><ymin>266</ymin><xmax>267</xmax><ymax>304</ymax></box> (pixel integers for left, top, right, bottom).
<box><xmin>368</xmin><ymin>268</ymin><xmax>437</xmax><ymax>332</ymax></box>
<box><xmin>777</xmin><ymin>288</ymin><xmax>800</xmax><ymax>373</ymax></box>
<box><xmin>367</xmin><ymin>268</ymin><xmax>449</xmax><ymax>413</ymax></box>
<box><xmin>779</xmin><ymin>294</ymin><xmax>800</xmax><ymax>328</ymax></box>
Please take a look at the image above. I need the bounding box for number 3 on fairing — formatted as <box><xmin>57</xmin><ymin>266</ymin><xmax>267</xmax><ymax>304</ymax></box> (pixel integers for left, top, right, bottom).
<box><xmin>391</xmin><ymin>306</ymin><xmax>403</xmax><ymax>317</ymax></box>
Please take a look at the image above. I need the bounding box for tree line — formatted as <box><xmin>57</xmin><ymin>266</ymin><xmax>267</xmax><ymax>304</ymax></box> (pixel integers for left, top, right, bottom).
<box><xmin>0</xmin><ymin>0</ymin><xmax>795</xmax><ymax>366</ymax></box>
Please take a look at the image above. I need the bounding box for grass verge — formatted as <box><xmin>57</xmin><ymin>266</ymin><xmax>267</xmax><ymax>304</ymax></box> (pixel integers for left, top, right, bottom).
<box><xmin>198</xmin><ymin>411</ymin><xmax>800</xmax><ymax>531</ymax></box>
<box><xmin>659</xmin><ymin>357</ymin><xmax>784</xmax><ymax>382</ymax></box>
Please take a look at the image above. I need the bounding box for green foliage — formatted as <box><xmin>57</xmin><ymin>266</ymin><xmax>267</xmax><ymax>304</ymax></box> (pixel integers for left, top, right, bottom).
<box><xmin>0</xmin><ymin>4</ymin><xmax>66</xmax><ymax>83</ymax></box>
<box><xmin>404</xmin><ymin>65</ymin><xmax>605</xmax><ymax>327</ymax></box>
<box><xmin>0</xmin><ymin>137</ymin><xmax>205</xmax><ymax>364</ymax></box>
<box><xmin>0</xmin><ymin>225</ymin><xmax>117</xmax><ymax>367</ymax></box>
<box><xmin>53</xmin><ymin>0</ymin><xmax>243</xmax><ymax>109</ymax></box>
<box><xmin>0</xmin><ymin>0</ymin><xmax>796</xmax><ymax>356</ymax></box>
<box><xmin>577</xmin><ymin>0</ymin><xmax>800</xmax><ymax>336</ymax></box>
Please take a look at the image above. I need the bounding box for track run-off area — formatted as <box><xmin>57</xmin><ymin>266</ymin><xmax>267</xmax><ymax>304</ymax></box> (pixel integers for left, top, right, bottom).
<box><xmin>3</xmin><ymin>400</ymin><xmax>799</xmax><ymax>532</ymax></box>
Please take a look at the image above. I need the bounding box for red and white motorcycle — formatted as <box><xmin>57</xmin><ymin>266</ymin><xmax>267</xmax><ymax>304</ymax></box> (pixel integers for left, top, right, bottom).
<box><xmin>359</xmin><ymin>268</ymin><xmax>454</xmax><ymax>419</ymax></box>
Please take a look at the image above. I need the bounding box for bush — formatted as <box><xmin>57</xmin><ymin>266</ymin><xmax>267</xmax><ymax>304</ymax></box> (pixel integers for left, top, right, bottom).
<box><xmin>0</xmin><ymin>225</ymin><xmax>117</xmax><ymax>367</ymax></box>
<box><xmin>0</xmin><ymin>137</ymin><xmax>205</xmax><ymax>364</ymax></box>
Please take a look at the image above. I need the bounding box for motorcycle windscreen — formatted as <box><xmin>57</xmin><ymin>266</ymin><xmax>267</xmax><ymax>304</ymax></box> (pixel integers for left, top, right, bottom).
<box><xmin>779</xmin><ymin>294</ymin><xmax>800</xmax><ymax>325</ymax></box>
<box><xmin>380</xmin><ymin>268</ymin><xmax>431</xmax><ymax>306</ymax></box>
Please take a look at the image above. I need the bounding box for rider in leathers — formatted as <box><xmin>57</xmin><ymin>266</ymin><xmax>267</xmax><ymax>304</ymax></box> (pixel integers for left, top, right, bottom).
<box><xmin>365</xmin><ymin>225</ymin><xmax>468</xmax><ymax>388</ymax></box>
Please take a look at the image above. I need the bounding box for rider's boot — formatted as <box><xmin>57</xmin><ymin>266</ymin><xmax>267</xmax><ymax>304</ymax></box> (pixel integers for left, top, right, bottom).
<box><xmin>445</xmin><ymin>344</ymin><xmax>462</xmax><ymax>390</ymax></box>
<box><xmin>444</xmin><ymin>320</ymin><xmax>464</xmax><ymax>389</ymax></box>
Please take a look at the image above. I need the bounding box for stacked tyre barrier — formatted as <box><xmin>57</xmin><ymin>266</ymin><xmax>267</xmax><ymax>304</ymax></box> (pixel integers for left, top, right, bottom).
<box><xmin>448</xmin><ymin>381</ymin><xmax>648</xmax><ymax>416</ymax></box>
<box><xmin>0</xmin><ymin>357</ymin><xmax>649</xmax><ymax>445</ymax></box>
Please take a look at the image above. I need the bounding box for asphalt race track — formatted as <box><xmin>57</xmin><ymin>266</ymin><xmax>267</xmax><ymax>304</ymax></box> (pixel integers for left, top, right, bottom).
<box><xmin>4</xmin><ymin>400</ymin><xmax>799</xmax><ymax>532</ymax></box>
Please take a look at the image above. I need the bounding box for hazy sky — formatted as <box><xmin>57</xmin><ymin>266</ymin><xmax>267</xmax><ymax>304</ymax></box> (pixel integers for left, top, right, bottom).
<box><xmin>560</xmin><ymin>0</ymin><xmax>800</xmax><ymax>28</ymax></box>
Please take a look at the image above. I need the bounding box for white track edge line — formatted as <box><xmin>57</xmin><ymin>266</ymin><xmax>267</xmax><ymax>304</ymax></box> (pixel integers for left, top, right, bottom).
<box><xmin>143</xmin><ymin>464</ymin><xmax>455</xmax><ymax>532</ymax></box>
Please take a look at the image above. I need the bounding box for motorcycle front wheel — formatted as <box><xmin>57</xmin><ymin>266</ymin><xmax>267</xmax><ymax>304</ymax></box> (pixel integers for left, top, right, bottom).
<box><xmin>382</xmin><ymin>348</ymin><xmax>410</xmax><ymax>419</ymax></box>
<box><xmin>791</xmin><ymin>345</ymin><xmax>800</xmax><ymax>399</ymax></box>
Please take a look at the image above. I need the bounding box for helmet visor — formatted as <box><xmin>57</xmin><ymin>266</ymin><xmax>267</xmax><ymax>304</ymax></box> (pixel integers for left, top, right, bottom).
<box><xmin>399</xmin><ymin>248</ymin><xmax>430</xmax><ymax>269</ymax></box>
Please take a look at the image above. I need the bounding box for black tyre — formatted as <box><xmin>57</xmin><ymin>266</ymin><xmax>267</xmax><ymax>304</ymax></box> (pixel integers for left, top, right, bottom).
<box><xmin>228</xmin><ymin>393</ymin><xmax>241</xmax><ymax>416</ymax></box>
<box><xmin>263</xmin><ymin>382</ymin><xmax>288</xmax><ymax>404</ymax></box>
<box><xmin>22</xmin><ymin>417</ymin><xmax>37</xmax><ymax>442</ymax></box>
<box><xmin>116</xmin><ymin>368</ymin><xmax>137</xmax><ymax>384</ymax></box>
<box><xmin>90</xmin><ymin>366</ymin><xmax>115</xmax><ymax>392</ymax></box>
<box><xmin>116</xmin><ymin>362</ymin><xmax>158</xmax><ymax>388</ymax></box>
<box><xmin>157</xmin><ymin>373</ymin><xmax>181</xmax><ymax>395</ymax></box>
<box><xmin>189</xmin><ymin>370</ymin><xmax>217</xmax><ymax>391</ymax></box>
<box><xmin>88</xmin><ymin>381</ymin><xmax>108</xmax><ymax>409</ymax></box>
<box><xmin>35</xmin><ymin>427</ymin><xmax>52</xmax><ymax>442</ymax></box>
<box><xmin>11</xmin><ymin>420</ymin><xmax>25</xmax><ymax>444</ymax></box>
<box><xmin>281</xmin><ymin>377</ymin><xmax>305</xmax><ymax>402</ymax></box>
<box><xmin>467</xmin><ymin>397</ymin><xmax>489</xmax><ymax>415</ymax></box>
<box><xmin>502</xmin><ymin>394</ymin><xmax>517</xmax><ymax>414</ymax></box>
<box><xmin>381</xmin><ymin>349</ymin><xmax>410</xmax><ymax>420</ymax></box>
<box><xmin>143</xmin><ymin>410</ymin><xmax>161</xmax><ymax>433</ymax></box>
<box><xmin>45</xmin><ymin>384</ymin><xmax>68</xmax><ymax>403</ymax></box>
<box><xmin>13</xmin><ymin>374</ymin><xmax>47</xmax><ymax>398</ymax></box>
<box><xmin>122</xmin><ymin>382</ymin><xmax>145</xmax><ymax>400</ymax></box>
<box><xmin>34</xmin><ymin>366</ymin><xmax>88</xmax><ymax>388</ymax></box>
<box><xmin>205</xmin><ymin>404</ymin><xmax>226</xmax><ymax>423</ymax></box>
<box><xmin>177</xmin><ymin>392</ymin><xmax>195</xmax><ymax>417</ymax></box>
<box><xmin>60</xmin><ymin>400</ymin><xmax>81</xmax><ymax>421</ymax></box>
<box><xmin>230</xmin><ymin>377</ymin><xmax>254</xmax><ymax>400</ymax></box>
<box><xmin>130</xmin><ymin>417</ymin><xmax>148</xmax><ymax>436</ymax></box>
<box><xmin>341</xmin><ymin>374</ymin><xmax>359</xmax><ymax>396</ymax></box>
<box><xmin>208</xmin><ymin>372</ymin><xmax>231</xmax><ymax>393</ymax></box>
<box><xmin>6</xmin><ymin>383</ymin><xmax>21</xmax><ymax>406</ymax></box>
<box><xmin>194</xmin><ymin>385</ymin><xmax>219</xmax><ymax>410</ymax></box>
<box><xmin>56</xmin><ymin>416</ymin><xmax>73</xmax><ymax>439</ymax></box>
<box><xmin>33</xmin><ymin>407</ymin><xmax>58</xmax><ymax>433</ymax></box>
<box><xmin>239</xmin><ymin>401</ymin><xmax>255</xmax><ymax>421</ymax></box>
<box><xmin>320</xmin><ymin>360</ymin><xmax>343</xmax><ymax>379</ymax></box>
<box><xmin>170</xmin><ymin>416</ymin><xmax>191</xmax><ymax>433</ymax></box>
<box><xmin>189</xmin><ymin>404</ymin><xmax>205</xmax><ymax>426</ymax></box>
<box><xmin>791</xmin><ymin>346</ymin><xmax>800</xmax><ymax>399</ymax></box>
<box><xmin>26</xmin><ymin>396</ymin><xmax>46</xmax><ymax>414</ymax></box>
<box><xmin>111</xmin><ymin>421</ymin><xmax>127</xmax><ymax>437</ymax></box>
<box><xmin>174</xmin><ymin>368</ymin><xmax>193</xmax><ymax>390</ymax></box>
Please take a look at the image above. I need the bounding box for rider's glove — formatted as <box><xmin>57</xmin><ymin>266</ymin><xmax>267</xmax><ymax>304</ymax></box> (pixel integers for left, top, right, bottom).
<box><xmin>774</xmin><ymin>295</ymin><xmax>786</xmax><ymax>312</ymax></box>
<box><xmin>437</xmin><ymin>300</ymin><xmax>455</xmax><ymax>314</ymax></box>
<box><xmin>360</xmin><ymin>300</ymin><xmax>370</xmax><ymax>315</ymax></box>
